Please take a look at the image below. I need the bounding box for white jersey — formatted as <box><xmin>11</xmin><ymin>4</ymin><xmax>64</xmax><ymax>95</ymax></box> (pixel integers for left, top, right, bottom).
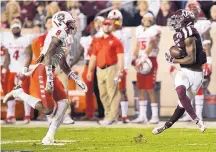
<box><xmin>80</xmin><ymin>36</ymin><xmax>93</xmax><ymax>60</ymax></box>
<box><xmin>0</xmin><ymin>43</ymin><xmax>7</xmax><ymax>66</ymax></box>
<box><xmin>3</xmin><ymin>34</ymin><xmax>35</xmax><ymax>73</ymax></box>
<box><xmin>41</xmin><ymin>27</ymin><xmax>73</xmax><ymax>67</ymax></box>
<box><xmin>194</xmin><ymin>20</ymin><xmax>211</xmax><ymax>39</ymax></box>
<box><xmin>136</xmin><ymin>25</ymin><xmax>161</xmax><ymax>57</ymax></box>
<box><xmin>112</xmin><ymin>27</ymin><xmax>132</xmax><ymax>68</ymax></box>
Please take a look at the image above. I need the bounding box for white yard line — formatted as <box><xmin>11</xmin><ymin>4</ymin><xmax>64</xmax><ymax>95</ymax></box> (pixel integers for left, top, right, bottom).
<box><xmin>0</xmin><ymin>140</ymin><xmax>79</xmax><ymax>145</ymax></box>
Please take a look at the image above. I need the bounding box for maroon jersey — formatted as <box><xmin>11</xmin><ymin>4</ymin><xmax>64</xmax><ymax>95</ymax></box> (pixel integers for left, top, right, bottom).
<box><xmin>173</xmin><ymin>25</ymin><xmax>206</xmax><ymax>70</ymax></box>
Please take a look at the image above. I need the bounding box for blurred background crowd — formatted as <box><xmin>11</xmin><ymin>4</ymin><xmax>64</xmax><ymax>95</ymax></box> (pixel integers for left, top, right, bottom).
<box><xmin>0</xmin><ymin>0</ymin><xmax>216</xmax><ymax>125</ymax></box>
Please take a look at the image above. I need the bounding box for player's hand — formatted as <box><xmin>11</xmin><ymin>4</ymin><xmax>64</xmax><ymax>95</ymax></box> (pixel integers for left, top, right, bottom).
<box><xmin>36</xmin><ymin>54</ymin><xmax>45</xmax><ymax>63</ymax></box>
<box><xmin>1</xmin><ymin>68</ymin><xmax>7</xmax><ymax>83</ymax></box>
<box><xmin>17</xmin><ymin>67</ymin><xmax>28</xmax><ymax>78</ymax></box>
<box><xmin>165</xmin><ymin>53</ymin><xmax>175</xmax><ymax>63</ymax></box>
<box><xmin>45</xmin><ymin>81</ymin><xmax>54</xmax><ymax>93</ymax></box>
<box><xmin>114</xmin><ymin>69</ymin><xmax>127</xmax><ymax>84</ymax></box>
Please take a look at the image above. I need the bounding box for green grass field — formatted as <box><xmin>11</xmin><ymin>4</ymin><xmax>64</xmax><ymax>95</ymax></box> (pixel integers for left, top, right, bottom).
<box><xmin>1</xmin><ymin>127</ymin><xmax>216</xmax><ymax>152</ymax></box>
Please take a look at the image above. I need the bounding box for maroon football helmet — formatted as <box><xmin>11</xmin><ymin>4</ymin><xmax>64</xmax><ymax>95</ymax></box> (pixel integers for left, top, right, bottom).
<box><xmin>167</xmin><ymin>9</ymin><xmax>195</xmax><ymax>30</ymax></box>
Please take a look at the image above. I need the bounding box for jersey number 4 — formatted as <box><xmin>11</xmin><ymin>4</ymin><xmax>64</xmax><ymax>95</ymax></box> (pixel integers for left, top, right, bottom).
<box><xmin>13</xmin><ymin>50</ymin><xmax>19</xmax><ymax>60</ymax></box>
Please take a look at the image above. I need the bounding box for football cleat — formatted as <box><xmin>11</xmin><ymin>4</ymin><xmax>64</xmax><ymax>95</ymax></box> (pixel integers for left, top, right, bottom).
<box><xmin>41</xmin><ymin>135</ymin><xmax>55</xmax><ymax>145</ymax></box>
<box><xmin>23</xmin><ymin>116</ymin><xmax>31</xmax><ymax>124</ymax></box>
<box><xmin>63</xmin><ymin>115</ymin><xmax>75</xmax><ymax>124</ymax></box>
<box><xmin>3</xmin><ymin>85</ymin><xmax>23</xmax><ymax>103</ymax></box>
<box><xmin>5</xmin><ymin>116</ymin><xmax>16</xmax><ymax>124</ymax></box>
<box><xmin>149</xmin><ymin>117</ymin><xmax>159</xmax><ymax>124</ymax></box>
<box><xmin>131</xmin><ymin>116</ymin><xmax>148</xmax><ymax>124</ymax></box>
<box><xmin>196</xmin><ymin>120</ymin><xmax>207</xmax><ymax>133</ymax></box>
<box><xmin>152</xmin><ymin>125</ymin><xmax>168</xmax><ymax>135</ymax></box>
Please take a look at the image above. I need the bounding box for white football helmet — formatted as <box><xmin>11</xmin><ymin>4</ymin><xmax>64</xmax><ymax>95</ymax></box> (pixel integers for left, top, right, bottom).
<box><xmin>134</xmin><ymin>56</ymin><xmax>153</xmax><ymax>75</ymax></box>
<box><xmin>52</xmin><ymin>11</ymin><xmax>77</xmax><ymax>34</ymax></box>
<box><xmin>108</xmin><ymin>9</ymin><xmax>123</xmax><ymax>26</ymax></box>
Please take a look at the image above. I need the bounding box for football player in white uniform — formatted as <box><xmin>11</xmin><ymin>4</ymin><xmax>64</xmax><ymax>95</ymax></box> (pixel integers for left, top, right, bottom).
<box><xmin>1</xmin><ymin>19</ymin><xmax>33</xmax><ymax>124</ymax></box>
<box><xmin>3</xmin><ymin>11</ymin><xmax>87</xmax><ymax>145</ymax></box>
<box><xmin>176</xmin><ymin>4</ymin><xmax>213</xmax><ymax>121</ymax></box>
<box><xmin>131</xmin><ymin>12</ymin><xmax>161</xmax><ymax>124</ymax></box>
<box><xmin>107</xmin><ymin>9</ymin><xmax>132</xmax><ymax>123</ymax></box>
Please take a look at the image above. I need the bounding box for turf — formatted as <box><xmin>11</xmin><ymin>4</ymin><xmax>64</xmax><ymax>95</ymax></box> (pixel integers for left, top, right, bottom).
<box><xmin>1</xmin><ymin>127</ymin><xmax>216</xmax><ymax>152</ymax></box>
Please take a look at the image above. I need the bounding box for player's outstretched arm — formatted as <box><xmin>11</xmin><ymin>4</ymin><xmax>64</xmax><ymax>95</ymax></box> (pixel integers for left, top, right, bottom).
<box><xmin>173</xmin><ymin>37</ymin><xmax>196</xmax><ymax>65</ymax></box>
<box><xmin>3</xmin><ymin>48</ymin><xmax>10</xmax><ymax>70</ymax></box>
<box><xmin>69</xmin><ymin>44</ymin><xmax>84</xmax><ymax>68</ymax></box>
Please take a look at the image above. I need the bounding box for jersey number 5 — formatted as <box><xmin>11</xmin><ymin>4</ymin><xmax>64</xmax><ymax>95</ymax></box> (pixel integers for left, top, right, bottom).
<box><xmin>140</xmin><ymin>41</ymin><xmax>146</xmax><ymax>50</ymax></box>
<box><xmin>13</xmin><ymin>50</ymin><xmax>19</xmax><ymax>60</ymax></box>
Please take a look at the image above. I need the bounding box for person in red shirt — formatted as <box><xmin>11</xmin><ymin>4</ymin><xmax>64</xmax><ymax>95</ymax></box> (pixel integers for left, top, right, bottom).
<box><xmin>87</xmin><ymin>19</ymin><xmax>124</xmax><ymax>125</ymax></box>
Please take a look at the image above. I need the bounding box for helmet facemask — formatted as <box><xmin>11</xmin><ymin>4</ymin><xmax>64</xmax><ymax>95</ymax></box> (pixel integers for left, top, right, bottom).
<box><xmin>167</xmin><ymin>15</ymin><xmax>184</xmax><ymax>30</ymax></box>
<box><xmin>65</xmin><ymin>20</ymin><xmax>77</xmax><ymax>35</ymax></box>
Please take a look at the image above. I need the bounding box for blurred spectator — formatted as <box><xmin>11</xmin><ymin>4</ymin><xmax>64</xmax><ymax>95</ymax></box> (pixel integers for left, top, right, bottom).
<box><xmin>80</xmin><ymin>1</ymin><xmax>107</xmax><ymax>25</ymax></box>
<box><xmin>69</xmin><ymin>1</ymin><xmax>87</xmax><ymax>37</ymax></box>
<box><xmin>20</xmin><ymin>1</ymin><xmax>36</xmax><ymax>22</ymax></box>
<box><xmin>111</xmin><ymin>1</ymin><xmax>134</xmax><ymax>26</ymax></box>
<box><xmin>185</xmin><ymin>1</ymin><xmax>206</xmax><ymax>19</ymax></box>
<box><xmin>134</xmin><ymin>1</ymin><xmax>149</xmax><ymax>26</ymax></box>
<box><xmin>46</xmin><ymin>2</ymin><xmax>61</xmax><ymax>17</ymax></box>
<box><xmin>34</xmin><ymin>1</ymin><xmax>46</xmax><ymax>30</ymax></box>
<box><xmin>156</xmin><ymin>1</ymin><xmax>173</xmax><ymax>26</ymax></box>
<box><xmin>5</xmin><ymin>1</ymin><xmax>21</xmax><ymax>25</ymax></box>
<box><xmin>1</xmin><ymin>12</ymin><xmax>9</xmax><ymax>28</ymax></box>
<box><xmin>210</xmin><ymin>5</ymin><xmax>216</xmax><ymax>22</ymax></box>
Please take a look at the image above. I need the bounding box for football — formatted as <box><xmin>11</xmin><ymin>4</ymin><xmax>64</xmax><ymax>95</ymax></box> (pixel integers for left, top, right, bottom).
<box><xmin>169</xmin><ymin>45</ymin><xmax>182</xmax><ymax>58</ymax></box>
<box><xmin>134</xmin><ymin>57</ymin><xmax>153</xmax><ymax>74</ymax></box>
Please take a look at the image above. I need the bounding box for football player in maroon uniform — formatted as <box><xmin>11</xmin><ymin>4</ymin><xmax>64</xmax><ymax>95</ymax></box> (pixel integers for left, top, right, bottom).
<box><xmin>152</xmin><ymin>9</ymin><xmax>207</xmax><ymax>135</ymax></box>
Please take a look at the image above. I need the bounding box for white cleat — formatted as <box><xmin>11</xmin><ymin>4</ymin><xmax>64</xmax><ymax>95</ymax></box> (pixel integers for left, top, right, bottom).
<box><xmin>149</xmin><ymin>117</ymin><xmax>159</xmax><ymax>124</ymax></box>
<box><xmin>3</xmin><ymin>85</ymin><xmax>23</xmax><ymax>103</ymax></box>
<box><xmin>98</xmin><ymin>120</ymin><xmax>113</xmax><ymax>125</ymax></box>
<box><xmin>196</xmin><ymin>120</ymin><xmax>207</xmax><ymax>133</ymax></box>
<box><xmin>131</xmin><ymin>116</ymin><xmax>148</xmax><ymax>124</ymax></box>
<box><xmin>63</xmin><ymin>115</ymin><xmax>75</xmax><ymax>124</ymax></box>
<box><xmin>41</xmin><ymin>135</ymin><xmax>55</xmax><ymax>145</ymax></box>
<box><xmin>152</xmin><ymin>125</ymin><xmax>168</xmax><ymax>135</ymax></box>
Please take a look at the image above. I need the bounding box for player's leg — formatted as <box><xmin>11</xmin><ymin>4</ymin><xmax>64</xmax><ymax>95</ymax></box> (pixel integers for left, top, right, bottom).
<box><xmin>81</xmin><ymin>65</ymin><xmax>95</xmax><ymax>120</ymax></box>
<box><xmin>145</xmin><ymin>63</ymin><xmax>159</xmax><ymax>124</ymax></box>
<box><xmin>119</xmin><ymin>75</ymin><xmax>129</xmax><ymax>123</ymax></box>
<box><xmin>131</xmin><ymin>73</ymin><xmax>148</xmax><ymax>123</ymax></box>
<box><xmin>5</xmin><ymin>72</ymin><xmax>16</xmax><ymax>123</ymax></box>
<box><xmin>195</xmin><ymin>86</ymin><xmax>204</xmax><ymax>120</ymax></box>
<box><xmin>55</xmin><ymin>68</ymin><xmax>74</xmax><ymax>124</ymax></box>
<box><xmin>21</xmin><ymin>76</ymin><xmax>32</xmax><ymax>124</ymax></box>
<box><xmin>42</xmin><ymin>76</ymin><xmax>69</xmax><ymax>145</ymax></box>
<box><xmin>4</xmin><ymin>65</ymin><xmax>55</xmax><ymax>115</ymax></box>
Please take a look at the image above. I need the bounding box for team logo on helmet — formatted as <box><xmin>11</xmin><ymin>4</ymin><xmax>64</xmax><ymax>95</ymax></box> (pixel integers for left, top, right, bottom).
<box><xmin>57</xmin><ymin>13</ymin><xmax>65</xmax><ymax>22</ymax></box>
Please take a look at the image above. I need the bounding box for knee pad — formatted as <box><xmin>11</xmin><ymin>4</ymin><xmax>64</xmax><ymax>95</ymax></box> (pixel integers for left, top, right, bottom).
<box><xmin>176</xmin><ymin>85</ymin><xmax>186</xmax><ymax>101</ymax></box>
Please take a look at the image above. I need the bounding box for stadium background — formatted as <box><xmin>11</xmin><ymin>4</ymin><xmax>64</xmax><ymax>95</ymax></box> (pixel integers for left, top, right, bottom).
<box><xmin>0</xmin><ymin>0</ymin><xmax>216</xmax><ymax>118</ymax></box>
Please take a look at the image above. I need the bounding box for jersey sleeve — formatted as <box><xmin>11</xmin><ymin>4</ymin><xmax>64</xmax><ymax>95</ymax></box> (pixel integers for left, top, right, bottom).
<box><xmin>52</xmin><ymin>27</ymin><xmax>68</xmax><ymax>42</ymax></box>
<box><xmin>147</xmin><ymin>25</ymin><xmax>162</xmax><ymax>37</ymax></box>
<box><xmin>135</xmin><ymin>26</ymin><xmax>142</xmax><ymax>38</ymax></box>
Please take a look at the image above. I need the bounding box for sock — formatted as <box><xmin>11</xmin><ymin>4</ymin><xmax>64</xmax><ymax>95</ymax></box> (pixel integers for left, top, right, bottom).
<box><xmin>46</xmin><ymin>99</ymin><xmax>68</xmax><ymax>138</ymax></box>
<box><xmin>120</xmin><ymin>101</ymin><xmax>128</xmax><ymax>118</ymax></box>
<box><xmin>169</xmin><ymin>105</ymin><xmax>185</xmax><ymax>125</ymax></box>
<box><xmin>24</xmin><ymin>102</ymin><xmax>31</xmax><ymax>117</ymax></box>
<box><xmin>139</xmin><ymin>100</ymin><xmax>147</xmax><ymax>119</ymax></box>
<box><xmin>151</xmin><ymin>103</ymin><xmax>158</xmax><ymax>118</ymax></box>
<box><xmin>176</xmin><ymin>86</ymin><xmax>198</xmax><ymax>120</ymax></box>
<box><xmin>195</xmin><ymin>95</ymin><xmax>204</xmax><ymax>120</ymax></box>
<box><xmin>7</xmin><ymin>100</ymin><xmax>15</xmax><ymax>118</ymax></box>
<box><xmin>17</xmin><ymin>91</ymin><xmax>40</xmax><ymax>109</ymax></box>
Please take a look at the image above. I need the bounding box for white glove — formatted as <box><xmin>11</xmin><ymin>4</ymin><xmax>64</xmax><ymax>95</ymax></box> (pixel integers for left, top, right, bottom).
<box><xmin>68</xmin><ymin>71</ymin><xmax>88</xmax><ymax>92</ymax></box>
<box><xmin>165</xmin><ymin>53</ymin><xmax>175</xmax><ymax>63</ymax></box>
<box><xmin>45</xmin><ymin>65</ymin><xmax>54</xmax><ymax>92</ymax></box>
